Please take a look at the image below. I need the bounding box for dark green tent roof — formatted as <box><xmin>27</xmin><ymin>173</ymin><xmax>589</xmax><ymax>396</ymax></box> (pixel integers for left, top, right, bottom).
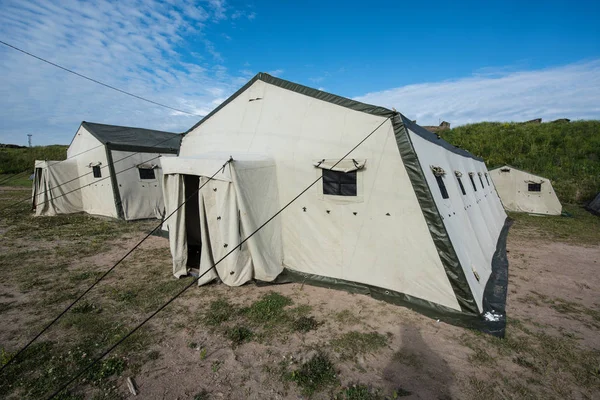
<box><xmin>82</xmin><ymin>122</ymin><xmax>181</xmax><ymax>153</ymax></box>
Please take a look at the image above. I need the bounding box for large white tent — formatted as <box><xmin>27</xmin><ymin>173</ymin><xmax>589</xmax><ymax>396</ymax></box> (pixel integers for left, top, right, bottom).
<box><xmin>489</xmin><ymin>165</ymin><xmax>562</xmax><ymax>215</ymax></box>
<box><xmin>161</xmin><ymin>73</ymin><xmax>510</xmax><ymax>334</ymax></box>
<box><xmin>33</xmin><ymin>122</ymin><xmax>181</xmax><ymax>220</ymax></box>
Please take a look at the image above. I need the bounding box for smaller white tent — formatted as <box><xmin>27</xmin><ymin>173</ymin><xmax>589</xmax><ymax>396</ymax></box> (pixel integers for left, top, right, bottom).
<box><xmin>489</xmin><ymin>165</ymin><xmax>562</xmax><ymax>215</ymax></box>
<box><xmin>32</xmin><ymin>122</ymin><xmax>181</xmax><ymax>220</ymax></box>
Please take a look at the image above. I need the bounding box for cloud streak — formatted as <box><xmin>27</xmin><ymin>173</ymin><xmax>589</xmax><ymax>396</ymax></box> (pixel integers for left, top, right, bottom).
<box><xmin>355</xmin><ymin>61</ymin><xmax>600</xmax><ymax>126</ymax></box>
<box><xmin>0</xmin><ymin>0</ymin><xmax>252</xmax><ymax>145</ymax></box>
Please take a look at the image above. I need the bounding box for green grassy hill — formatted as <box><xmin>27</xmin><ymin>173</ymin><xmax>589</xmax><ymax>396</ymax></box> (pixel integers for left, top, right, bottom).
<box><xmin>440</xmin><ymin>121</ymin><xmax>600</xmax><ymax>204</ymax></box>
<box><xmin>0</xmin><ymin>145</ymin><xmax>68</xmax><ymax>175</ymax></box>
<box><xmin>0</xmin><ymin>145</ymin><xmax>68</xmax><ymax>186</ymax></box>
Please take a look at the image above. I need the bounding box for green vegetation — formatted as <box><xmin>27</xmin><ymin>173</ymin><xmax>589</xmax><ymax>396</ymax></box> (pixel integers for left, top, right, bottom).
<box><xmin>204</xmin><ymin>298</ymin><xmax>237</xmax><ymax>326</ymax></box>
<box><xmin>440</xmin><ymin>120</ymin><xmax>600</xmax><ymax>203</ymax></box>
<box><xmin>292</xmin><ymin>316</ymin><xmax>320</xmax><ymax>333</ymax></box>
<box><xmin>335</xmin><ymin>384</ymin><xmax>384</xmax><ymax>400</ymax></box>
<box><xmin>243</xmin><ymin>291</ymin><xmax>293</xmax><ymax>323</ymax></box>
<box><xmin>287</xmin><ymin>352</ymin><xmax>338</xmax><ymax>396</ymax></box>
<box><xmin>331</xmin><ymin>331</ymin><xmax>388</xmax><ymax>359</ymax></box>
<box><xmin>508</xmin><ymin>205</ymin><xmax>600</xmax><ymax>245</ymax></box>
<box><xmin>0</xmin><ymin>144</ymin><xmax>67</xmax><ymax>177</ymax></box>
<box><xmin>226</xmin><ymin>325</ymin><xmax>254</xmax><ymax>346</ymax></box>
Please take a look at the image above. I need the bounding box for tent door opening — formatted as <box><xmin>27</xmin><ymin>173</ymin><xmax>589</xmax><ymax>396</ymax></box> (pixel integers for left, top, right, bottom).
<box><xmin>184</xmin><ymin>174</ymin><xmax>202</xmax><ymax>270</ymax></box>
<box><xmin>32</xmin><ymin>167</ymin><xmax>43</xmax><ymax>210</ymax></box>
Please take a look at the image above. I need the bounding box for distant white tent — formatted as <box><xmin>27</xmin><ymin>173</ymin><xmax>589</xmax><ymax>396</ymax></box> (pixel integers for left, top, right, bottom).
<box><xmin>489</xmin><ymin>166</ymin><xmax>562</xmax><ymax>215</ymax></box>
<box><xmin>162</xmin><ymin>73</ymin><xmax>510</xmax><ymax>334</ymax></box>
<box><xmin>32</xmin><ymin>122</ymin><xmax>181</xmax><ymax>220</ymax></box>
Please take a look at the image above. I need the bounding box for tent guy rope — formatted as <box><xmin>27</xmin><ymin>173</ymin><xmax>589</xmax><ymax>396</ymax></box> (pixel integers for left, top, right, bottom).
<box><xmin>0</xmin><ymin>157</ymin><xmax>234</xmax><ymax>374</ymax></box>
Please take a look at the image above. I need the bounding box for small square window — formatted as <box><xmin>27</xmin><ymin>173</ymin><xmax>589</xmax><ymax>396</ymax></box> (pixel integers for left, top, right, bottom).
<box><xmin>435</xmin><ymin>175</ymin><xmax>449</xmax><ymax>199</ymax></box>
<box><xmin>469</xmin><ymin>174</ymin><xmax>477</xmax><ymax>192</ymax></box>
<box><xmin>138</xmin><ymin>168</ymin><xmax>156</xmax><ymax>180</ymax></box>
<box><xmin>92</xmin><ymin>166</ymin><xmax>102</xmax><ymax>178</ymax></box>
<box><xmin>528</xmin><ymin>183</ymin><xmax>541</xmax><ymax>192</ymax></box>
<box><xmin>457</xmin><ymin>177</ymin><xmax>466</xmax><ymax>195</ymax></box>
<box><xmin>323</xmin><ymin>169</ymin><xmax>356</xmax><ymax>196</ymax></box>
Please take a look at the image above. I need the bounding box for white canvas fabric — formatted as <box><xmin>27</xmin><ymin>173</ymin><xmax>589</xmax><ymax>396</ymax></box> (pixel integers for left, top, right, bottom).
<box><xmin>407</xmin><ymin>131</ymin><xmax>507</xmax><ymax>311</ymax></box>
<box><xmin>169</xmin><ymin>82</ymin><xmax>462</xmax><ymax>310</ymax></box>
<box><xmin>32</xmin><ymin>160</ymin><xmax>83</xmax><ymax>216</ymax></box>
<box><xmin>489</xmin><ymin>166</ymin><xmax>562</xmax><ymax>215</ymax></box>
<box><xmin>161</xmin><ymin>74</ymin><xmax>510</xmax><ymax>319</ymax></box>
<box><xmin>161</xmin><ymin>154</ymin><xmax>283</xmax><ymax>287</ymax></box>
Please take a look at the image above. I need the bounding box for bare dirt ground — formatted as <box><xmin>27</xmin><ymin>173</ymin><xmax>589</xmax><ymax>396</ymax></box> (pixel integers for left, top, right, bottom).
<box><xmin>0</xmin><ymin>187</ymin><xmax>599</xmax><ymax>399</ymax></box>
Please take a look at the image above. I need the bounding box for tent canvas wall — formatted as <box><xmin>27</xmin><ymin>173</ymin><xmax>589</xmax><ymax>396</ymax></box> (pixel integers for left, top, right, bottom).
<box><xmin>32</xmin><ymin>159</ymin><xmax>83</xmax><ymax>216</ymax></box>
<box><xmin>489</xmin><ymin>165</ymin><xmax>562</xmax><ymax>215</ymax></box>
<box><xmin>586</xmin><ymin>192</ymin><xmax>600</xmax><ymax>216</ymax></box>
<box><xmin>162</xmin><ymin>73</ymin><xmax>510</xmax><ymax>335</ymax></box>
<box><xmin>33</xmin><ymin>122</ymin><xmax>181</xmax><ymax>220</ymax></box>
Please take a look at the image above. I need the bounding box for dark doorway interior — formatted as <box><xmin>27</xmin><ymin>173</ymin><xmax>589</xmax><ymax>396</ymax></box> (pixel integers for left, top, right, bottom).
<box><xmin>184</xmin><ymin>175</ymin><xmax>201</xmax><ymax>268</ymax></box>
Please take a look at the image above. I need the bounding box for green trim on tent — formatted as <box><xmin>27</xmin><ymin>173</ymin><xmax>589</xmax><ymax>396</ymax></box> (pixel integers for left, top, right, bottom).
<box><xmin>106</xmin><ymin>148</ymin><xmax>125</xmax><ymax>220</ymax></box>
<box><xmin>392</xmin><ymin>114</ymin><xmax>478</xmax><ymax>315</ymax></box>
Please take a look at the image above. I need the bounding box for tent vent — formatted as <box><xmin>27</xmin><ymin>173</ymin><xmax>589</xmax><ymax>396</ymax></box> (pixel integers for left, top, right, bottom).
<box><xmin>430</xmin><ymin>165</ymin><xmax>446</xmax><ymax>177</ymax></box>
<box><xmin>500</xmin><ymin>168</ymin><xmax>510</xmax><ymax>172</ymax></box>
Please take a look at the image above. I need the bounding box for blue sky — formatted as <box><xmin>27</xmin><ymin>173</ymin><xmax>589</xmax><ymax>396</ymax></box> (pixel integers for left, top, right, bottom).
<box><xmin>0</xmin><ymin>0</ymin><xmax>599</xmax><ymax>145</ymax></box>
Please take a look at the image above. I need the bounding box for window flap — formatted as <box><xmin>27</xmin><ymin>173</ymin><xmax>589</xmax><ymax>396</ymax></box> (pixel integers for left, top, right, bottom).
<box><xmin>137</xmin><ymin>163</ymin><xmax>158</xmax><ymax>169</ymax></box>
<box><xmin>525</xmin><ymin>179</ymin><xmax>543</xmax><ymax>184</ymax></box>
<box><xmin>88</xmin><ymin>161</ymin><xmax>102</xmax><ymax>167</ymax></box>
<box><xmin>313</xmin><ymin>159</ymin><xmax>366</xmax><ymax>173</ymax></box>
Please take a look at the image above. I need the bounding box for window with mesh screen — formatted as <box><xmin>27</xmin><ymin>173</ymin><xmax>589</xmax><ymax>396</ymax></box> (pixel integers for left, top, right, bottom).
<box><xmin>138</xmin><ymin>168</ymin><xmax>156</xmax><ymax>180</ymax></box>
<box><xmin>457</xmin><ymin>177</ymin><xmax>466</xmax><ymax>195</ymax></box>
<box><xmin>528</xmin><ymin>183</ymin><xmax>542</xmax><ymax>192</ymax></box>
<box><xmin>435</xmin><ymin>175</ymin><xmax>449</xmax><ymax>199</ymax></box>
<box><xmin>322</xmin><ymin>169</ymin><xmax>357</xmax><ymax>196</ymax></box>
<box><xmin>469</xmin><ymin>174</ymin><xmax>477</xmax><ymax>191</ymax></box>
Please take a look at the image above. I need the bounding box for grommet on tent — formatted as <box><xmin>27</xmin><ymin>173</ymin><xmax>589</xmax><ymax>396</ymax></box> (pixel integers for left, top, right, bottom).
<box><xmin>386</xmin><ymin>213</ymin><xmax>390</xmax><ymax>216</ymax></box>
<box><xmin>224</xmin><ymin>243</ymin><xmax>228</xmax><ymax>248</ymax></box>
<box><xmin>353</xmin><ymin>212</ymin><xmax>357</xmax><ymax>215</ymax></box>
<box><xmin>213</xmin><ymin>188</ymin><xmax>217</xmax><ymax>192</ymax></box>
<box><xmin>302</xmin><ymin>207</ymin><xmax>307</xmax><ymax>212</ymax></box>
<box><xmin>326</xmin><ymin>210</ymin><xmax>330</xmax><ymax>214</ymax></box>
<box><xmin>230</xmin><ymin>271</ymin><xmax>235</xmax><ymax>275</ymax></box>
<box><xmin>217</xmin><ymin>216</ymin><xmax>221</xmax><ymax>220</ymax></box>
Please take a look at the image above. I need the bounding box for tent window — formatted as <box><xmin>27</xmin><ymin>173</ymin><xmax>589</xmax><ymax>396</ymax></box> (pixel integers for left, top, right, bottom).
<box><xmin>435</xmin><ymin>175</ymin><xmax>449</xmax><ymax>199</ymax></box>
<box><xmin>528</xmin><ymin>183</ymin><xmax>542</xmax><ymax>192</ymax></box>
<box><xmin>138</xmin><ymin>168</ymin><xmax>156</xmax><ymax>180</ymax></box>
<box><xmin>92</xmin><ymin>166</ymin><xmax>102</xmax><ymax>178</ymax></box>
<box><xmin>484</xmin><ymin>173</ymin><xmax>490</xmax><ymax>186</ymax></box>
<box><xmin>478</xmin><ymin>174</ymin><xmax>485</xmax><ymax>189</ymax></box>
<box><xmin>469</xmin><ymin>174</ymin><xmax>477</xmax><ymax>191</ymax></box>
<box><xmin>457</xmin><ymin>177</ymin><xmax>466</xmax><ymax>195</ymax></box>
<box><xmin>323</xmin><ymin>169</ymin><xmax>357</xmax><ymax>196</ymax></box>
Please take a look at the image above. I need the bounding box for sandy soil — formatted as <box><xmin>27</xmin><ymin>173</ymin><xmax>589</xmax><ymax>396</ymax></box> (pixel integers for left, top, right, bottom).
<box><xmin>0</xmin><ymin>188</ymin><xmax>599</xmax><ymax>399</ymax></box>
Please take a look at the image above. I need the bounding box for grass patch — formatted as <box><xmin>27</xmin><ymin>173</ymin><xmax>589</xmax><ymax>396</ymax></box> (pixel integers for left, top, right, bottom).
<box><xmin>226</xmin><ymin>325</ymin><xmax>253</xmax><ymax>346</ymax></box>
<box><xmin>335</xmin><ymin>383</ymin><xmax>384</xmax><ymax>399</ymax></box>
<box><xmin>334</xmin><ymin>310</ymin><xmax>361</xmax><ymax>325</ymax></box>
<box><xmin>244</xmin><ymin>291</ymin><xmax>293</xmax><ymax>324</ymax></box>
<box><xmin>508</xmin><ymin>205</ymin><xmax>600</xmax><ymax>245</ymax></box>
<box><xmin>287</xmin><ymin>352</ymin><xmax>338</xmax><ymax>397</ymax></box>
<box><xmin>331</xmin><ymin>331</ymin><xmax>387</xmax><ymax>359</ymax></box>
<box><xmin>292</xmin><ymin>316</ymin><xmax>320</xmax><ymax>333</ymax></box>
<box><xmin>204</xmin><ymin>298</ymin><xmax>237</xmax><ymax>326</ymax></box>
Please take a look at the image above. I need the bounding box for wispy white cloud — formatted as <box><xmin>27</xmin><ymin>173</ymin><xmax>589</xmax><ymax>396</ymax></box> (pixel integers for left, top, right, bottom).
<box><xmin>268</xmin><ymin>69</ymin><xmax>284</xmax><ymax>77</ymax></box>
<box><xmin>355</xmin><ymin>60</ymin><xmax>600</xmax><ymax>126</ymax></box>
<box><xmin>0</xmin><ymin>0</ymin><xmax>253</xmax><ymax>145</ymax></box>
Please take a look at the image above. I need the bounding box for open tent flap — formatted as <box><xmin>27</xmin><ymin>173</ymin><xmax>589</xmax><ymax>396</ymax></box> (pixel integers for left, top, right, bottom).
<box><xmin>162</xmin><ymin>154</ymin><xmax>283</xmax><ymax>286</ymax></box>
<box><xmin>313</xmin><ymin>158</ymin><xmax>366</xmax><ymax>172</ymax></box>
<box><xmin>33</xmin><ymin>159</ymin><xmax>83</xmax><ymax>216</ymax></box>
